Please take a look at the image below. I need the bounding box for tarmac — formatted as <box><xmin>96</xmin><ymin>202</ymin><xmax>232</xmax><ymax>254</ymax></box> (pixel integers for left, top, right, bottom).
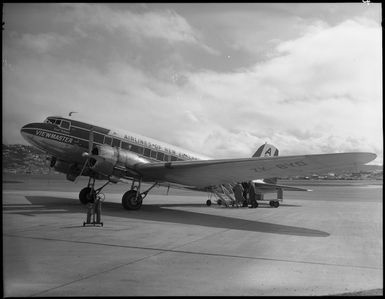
<box><xmin>2</xmin><ymin>175</ymin><xmax>383</xmax><ymax>296</ymax></box>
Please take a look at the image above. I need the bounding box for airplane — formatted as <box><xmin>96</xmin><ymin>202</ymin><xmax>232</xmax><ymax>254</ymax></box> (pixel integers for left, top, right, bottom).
<box><xmin>20</xmin><ymin>115</ymin><xmax>377</xmax><ymax>210</ymax></box>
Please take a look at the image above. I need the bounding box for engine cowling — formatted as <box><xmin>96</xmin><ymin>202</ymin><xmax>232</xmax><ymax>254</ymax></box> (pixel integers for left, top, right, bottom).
<box><xmin>89</xmin><ymin>144</ymin><xmax>149</xmax><ymax>177</ymax></box>
<box><xmin>53</xmin><ymin>160</ymin><xmax>83</xmax><ymax>181</ymax></box>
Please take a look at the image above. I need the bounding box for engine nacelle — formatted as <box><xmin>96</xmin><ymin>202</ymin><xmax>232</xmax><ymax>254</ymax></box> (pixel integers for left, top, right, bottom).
<box><xmin>89</xmin><ymin>144</ymin><xmax>149</xmax><ymax>177</ymax></box>
<box><xmin>53</xmin><ymin>160</ymin><xmax>82</xmax><ymax>181</ymax></box>
<box><xmin>53</xmin><ymin>159</ymin><xmax>70</xmax><ymax>173</ymax></box>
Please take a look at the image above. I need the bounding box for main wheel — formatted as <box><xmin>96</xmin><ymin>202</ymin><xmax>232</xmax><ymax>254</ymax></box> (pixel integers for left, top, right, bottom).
<box><xmin>206</xmin><ymin>199</ymin><xmax>212</xmax><ymax>206</ymax></box>
<box><xmin>79</xmin><ymin>187</ymin><xmax>92</xmax><ymax>205</ymax></box>
<box><xmin>122</xmin><ymin>190</ymin><xmax>143</xmax><ymax>210</ymax></box>
<box><xmin>273</xmin><ymin>201</ymin><xmax>280</xmax><ymax>208</ymax></box>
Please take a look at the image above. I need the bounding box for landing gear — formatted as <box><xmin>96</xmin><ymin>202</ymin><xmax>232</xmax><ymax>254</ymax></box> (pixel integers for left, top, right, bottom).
<box><xmin>121</xmin><ymin>178</ymin><xmax>158</xmax><ymax>210</ymax></box>
<box><xmin>81</xmin><ymin>177</ymin><xmax>109</xmax><ymax>227</ymax></box>
<box><xmin>269</xmin><ymin>200</ymin><xmax>280</xmax><ymax>208</ymax></box>
<box><xmin>79</xmin><ymin>177</ymin><xmax>109</xmax><ymax>205</ymax></box>
<box><xmin>79</xmin><ymin>187</ymin><xmax>92</xmax><ymax>205</ymax></box>
<box><xmin>122</xmin><ymin>190</ymin><xmax>143</xmax><ymax>210</ymax></box>
<box><xmin>206</xmin><ymin>199</ymin><xmax>212</xmax><ymax>206</ymax></box>
<box><xmin>249</xmin><ymin>199</ymin><xmax>258</xmax><ymax>208</ymax></box>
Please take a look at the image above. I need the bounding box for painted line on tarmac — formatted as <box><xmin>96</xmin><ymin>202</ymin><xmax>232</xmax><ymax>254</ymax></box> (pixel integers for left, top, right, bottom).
<box><xmin>5</xmin><ymin>233</ymin><xmax>382</xmax><ymax>271</ymax></box>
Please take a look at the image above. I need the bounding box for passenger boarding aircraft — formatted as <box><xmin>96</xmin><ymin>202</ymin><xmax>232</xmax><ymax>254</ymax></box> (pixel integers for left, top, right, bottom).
<box><xmin>20</xmin><ymin>116</ymin><xmax>376</xmax><ymax>210</ymax></box>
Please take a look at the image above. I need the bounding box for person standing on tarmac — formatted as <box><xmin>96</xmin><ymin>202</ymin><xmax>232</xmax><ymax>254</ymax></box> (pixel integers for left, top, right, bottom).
<box><xmin>248</xmin><ymin>181</ymin><xmax>258</xmax><ymax>208</ymax></box>
<box><xmin>232</xmin><ymin>183</ymin><xmax>245</xmax><ymax>207</ymax></box>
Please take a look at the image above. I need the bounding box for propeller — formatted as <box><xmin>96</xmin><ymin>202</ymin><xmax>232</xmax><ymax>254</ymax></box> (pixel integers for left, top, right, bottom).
<box><xmin>47</xmin><ymin>155</ymin><xmax>55</xmax><ymax>175</ymax></box>
<box><xmin>75</xmin><ymin>127</ymin><xmax>94</xmax><ymax>183</ymax></box>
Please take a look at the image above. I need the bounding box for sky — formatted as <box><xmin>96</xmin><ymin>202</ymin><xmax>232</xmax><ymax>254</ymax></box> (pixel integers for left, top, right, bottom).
<box><xmin>2</xmin><ymin>3</ymin><xmax>383</xmax><ymax>164</ymax></box>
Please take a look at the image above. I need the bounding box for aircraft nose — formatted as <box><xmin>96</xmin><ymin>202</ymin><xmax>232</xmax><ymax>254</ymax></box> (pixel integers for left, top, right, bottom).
<box><xmin>20</xmin><ymin>123</ymin><xmax>37</xmax><ymax>140</ymax></box>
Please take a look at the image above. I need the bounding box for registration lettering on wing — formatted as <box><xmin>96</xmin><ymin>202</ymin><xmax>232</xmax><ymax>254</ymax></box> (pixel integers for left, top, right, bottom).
<box><xmin>276</xmin><ymin>161</ymin><xmax>307</xmax><ymax>169</ymax></box>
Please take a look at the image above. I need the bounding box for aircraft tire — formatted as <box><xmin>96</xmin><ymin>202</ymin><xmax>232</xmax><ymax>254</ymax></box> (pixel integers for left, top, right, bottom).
<box><xmin>249</xmin><ymin>200</ymin><xmax>258</xmax><ymax>208</ymax></box>
<box><xmin>269</xmin><ymin>201</ymin><xmax>274</xmax><ymax>207</ymax></box>
<box><xmin>79</xmin><ymin>187</ymin><xmax>91</xmax><ymax>205</ymax></box>
<box><xmin>122</xmin><ymin>190</ymin><xmax>143</xmax><ymax>210</ymax></box>
<box><xmin>273</xmin><ymin>201</ymin><xmax>280</xmax><ymax>208</ymax></box>
<box><xmin>206</xmin><ymin>199</ymin><xmax>212</xmax><ymax>206</ymax></box>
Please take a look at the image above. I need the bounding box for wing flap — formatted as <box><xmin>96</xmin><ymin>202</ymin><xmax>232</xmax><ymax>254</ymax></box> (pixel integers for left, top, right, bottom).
<box><xmin>253</xmin><ymin>181</ymin><xmax>311</xmax><ymax>192</ymax></box>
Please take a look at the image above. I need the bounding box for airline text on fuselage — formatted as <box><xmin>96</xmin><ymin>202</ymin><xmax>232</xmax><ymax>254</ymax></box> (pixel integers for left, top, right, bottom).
<box><xmin>36</xmin><ymin>130</ymin><xmax>73</xmax><ymax>144</ymax></box>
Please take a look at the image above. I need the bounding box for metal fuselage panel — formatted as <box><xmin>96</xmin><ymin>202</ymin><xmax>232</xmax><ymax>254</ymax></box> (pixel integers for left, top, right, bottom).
<box><xmin>20</xmin><ymin>117</ymin><xmax>207</xmax><ymax>171</ymax></box>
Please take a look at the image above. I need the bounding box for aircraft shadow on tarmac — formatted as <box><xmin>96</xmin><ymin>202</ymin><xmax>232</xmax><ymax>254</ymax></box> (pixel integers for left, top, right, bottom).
<box><xmin>5</xmin><ymin>196</ymin><xmax>329</xmax><ymax>237</ymax></box>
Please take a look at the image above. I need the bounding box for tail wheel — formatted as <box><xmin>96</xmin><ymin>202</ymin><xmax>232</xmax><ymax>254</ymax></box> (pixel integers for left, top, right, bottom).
<box><xmin>79</xmin><ymin>187</ymin><xmax>92</xmax><ymax>205</ymax></box>
<box><xmin>270</xmin><ymin>201</ymin><xmax>279</xmax><ymax>208</ymax></box>
<box><xmin>249</xmin><ymin>200</ymin><xmax>258</xmax><ymax>208</ymax></box>
<box><xmin>122</xmin><ymin>190</ymin><xmax>143</xmax><ymax>210</ymax></box>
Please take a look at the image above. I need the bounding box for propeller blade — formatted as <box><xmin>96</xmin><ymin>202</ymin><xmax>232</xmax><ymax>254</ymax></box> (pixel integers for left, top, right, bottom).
<box><xmin>88</xmin><ymin>127</ymin><xmax>94</xmax><ymax>154</ymax></box>
<box><xmin>75</xmin><ymin>127</ymin><xmax>94</xmax><ymax>184</ymax></box>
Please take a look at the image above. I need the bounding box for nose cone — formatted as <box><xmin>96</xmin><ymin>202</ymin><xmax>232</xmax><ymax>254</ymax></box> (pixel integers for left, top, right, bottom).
<box><xmin>20</xmin><ymin>123</ymin><xmax>36</xmax><ymax>142</ymax></box>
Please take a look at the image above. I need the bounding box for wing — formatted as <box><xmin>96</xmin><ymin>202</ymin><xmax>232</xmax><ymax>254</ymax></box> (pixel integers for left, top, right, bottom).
<box><xmin>135</xmin><ymin>152</ymin><xmax>376</xmax><ymax>188</ymax></box>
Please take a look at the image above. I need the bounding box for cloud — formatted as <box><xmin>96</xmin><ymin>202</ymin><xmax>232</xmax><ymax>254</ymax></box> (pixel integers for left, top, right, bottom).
<box><xmin>3</xmin><ymin>6</ymin><xmax>382</xmax><ymax>165</ymax></box>
<box><xmin>176</xmin><ymin>19</ymin><xmax>382</xmax><ymax>161</ymax></box>
<box><xmin>60</xmin><ymin>3</ymin><xmax>212</xmax><ymax>49</ymax></box>
<box><xmin>17</xmin><ymin>32</ymin><xmax>73</xmax><ymax>54</ymax></box>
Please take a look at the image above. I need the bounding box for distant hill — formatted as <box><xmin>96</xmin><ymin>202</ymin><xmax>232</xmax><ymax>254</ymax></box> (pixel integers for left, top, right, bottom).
<box><xmin>2</xmin><ymin>144</ymin><xmax>49</xmax><ymax>174</ymax></box>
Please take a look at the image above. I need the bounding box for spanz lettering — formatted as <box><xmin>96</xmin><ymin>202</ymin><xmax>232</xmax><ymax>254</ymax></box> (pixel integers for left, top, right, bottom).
<box><xmin>276</xmin><ymin>161</ymin><xmax>307</xmax><ymax>169</ymax></box>
<box><xmin>253</xmin><ymin>166</ymin><xmax>268</xmax><ymax>173</ymax></box>
<box><xmin>36</xmin><ymin>130</ymin><xmax>73</xmax><ymax>144</ymax></box>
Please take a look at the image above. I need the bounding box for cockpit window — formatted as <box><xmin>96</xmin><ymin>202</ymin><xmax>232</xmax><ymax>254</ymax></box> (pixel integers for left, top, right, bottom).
<box><xmin>60</xmin><ymin>121</ymin><xmax>70</xmax><ymax>130</ymax></box>
<box><xmin>55</xmin><ymin>119</ymin><xmax>61</xmax><ymax>125</ymax></box>
<box><xmin>45</xmin><ymin>118</ymin><xmax>56</xmax><ymax>124</ymax></box>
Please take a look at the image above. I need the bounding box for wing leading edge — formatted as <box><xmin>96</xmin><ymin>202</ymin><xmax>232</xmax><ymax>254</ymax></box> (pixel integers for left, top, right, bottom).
<box><xmin>135</xmin><ymin>152</ymin><xmax>376</xmax><ymax>188</ymax></box>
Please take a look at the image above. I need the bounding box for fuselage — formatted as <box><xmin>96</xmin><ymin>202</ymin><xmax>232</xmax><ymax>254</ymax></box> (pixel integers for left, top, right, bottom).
<box><xmin>20</xmin><ymin>116</ymin><xmax>211</xmax><ymax>167</ymax></box>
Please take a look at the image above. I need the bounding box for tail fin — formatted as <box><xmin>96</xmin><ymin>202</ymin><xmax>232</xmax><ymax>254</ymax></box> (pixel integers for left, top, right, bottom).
<box><xmin>252</xmin><ymin>143</ymin><xmax>279</xmax><ymax>158</ymax></box>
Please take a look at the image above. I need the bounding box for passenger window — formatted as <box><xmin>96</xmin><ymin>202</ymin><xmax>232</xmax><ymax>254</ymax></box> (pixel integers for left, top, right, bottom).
<box><xmin>171</xmin><ymin>156</ymin><xmax>178</xmax><ymax>161</ymax></box>
<box><xmin>164</xmin><ymin>154</ymin><xmax>170</xmax><ymax>162</ymax></box>
<box><xmin>60</xmin><ymin>121</ymin><xmax>70</xmax><ymax>130</ymax></box>
<box><xmin>131</xmin><ymin>145</ymin><xmax>144</xmax><ymax>154</ymax></box>
<box><xmin>104</xmin><ymin>136</ymin><xmax>112</xmax><ymax>146</ymax></box>
<box><xmin>144</xmin><ymin>148</ymin><xmax>151</xmax><ymax>157</ymax></box>
<box><xmin>94</xmin><ymin>133</ymin><xmax>104</xmax><ymax>144</ymax></box>
<box><xmin>150</xmin><ymin>150</ymin><xmax>157</xmax><ymax>159</ymax></box>
<box><xmin>131</xmin><ymin>144</ymin><xmax>138</xmax><ymax>153</ymax></box>
<box><xmin>122</xmin><ymin>142</ymin><xmax>131</xmax><ymax>150</ymax></box>
<box><xmin>112</xmin><ymin>138</ymin><xmax>121</xmax><ymax>148</ymax></box>
<box><xmin>158</xmin><ymin>152</ymin><xmax>164</xmax><ymax>161</ymax></box>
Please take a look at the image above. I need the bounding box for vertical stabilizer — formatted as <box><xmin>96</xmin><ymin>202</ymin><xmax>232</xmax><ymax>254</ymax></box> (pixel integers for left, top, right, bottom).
<box><xmin>252</xmin><ymin>143</ymin><xmax>279</xmax><ymax>158</ymax></box>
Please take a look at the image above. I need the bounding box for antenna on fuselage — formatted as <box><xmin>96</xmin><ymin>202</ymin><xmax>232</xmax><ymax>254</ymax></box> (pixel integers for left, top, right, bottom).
<box><xmin>69</xmin><ymin>111</ymin><xmax>77</xmax><ymax>117</ymax></box>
